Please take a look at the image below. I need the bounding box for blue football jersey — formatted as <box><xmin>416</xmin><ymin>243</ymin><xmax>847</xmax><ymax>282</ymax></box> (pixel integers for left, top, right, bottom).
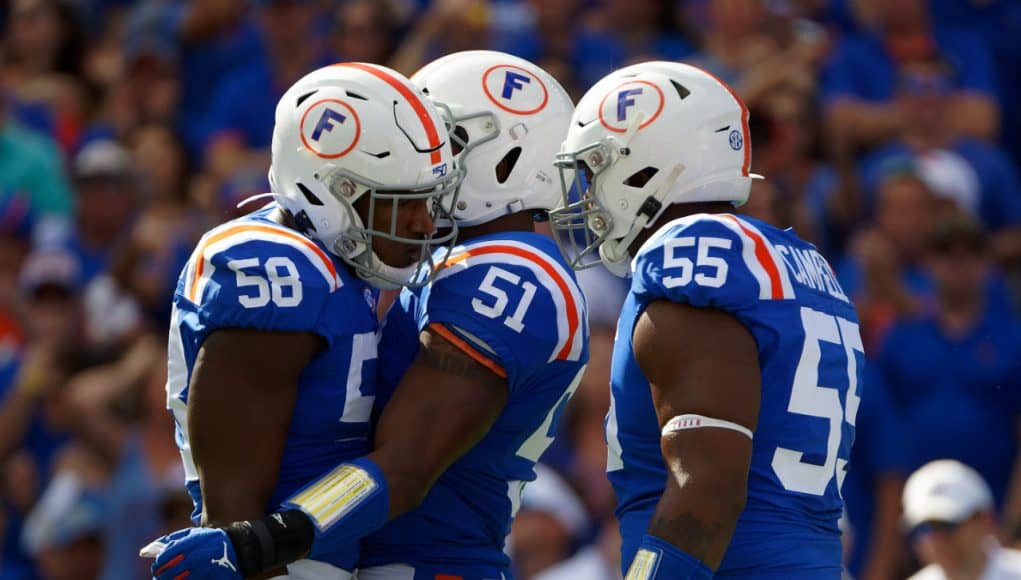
<box><xmin>610</xmin><ymin>214</ymin><xmax>863</xmax><ymax>579</ymax></box>
<box><xmin>360</xmin><ymin>232</ymin><xmax>589</xmax><ymax>573</ymax></box>
<box><xmin>166</xmin><ymin>204</ymin><xmax>379</xmax><ymax>571</ymax></box>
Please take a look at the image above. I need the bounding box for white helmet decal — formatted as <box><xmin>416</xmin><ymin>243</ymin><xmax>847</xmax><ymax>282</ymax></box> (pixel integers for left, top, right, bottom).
<box><xmin>299</xmin><ymin>98</ymin><xmax>361</xmax><ymax>159</ymax></box>
<box><xmin>481</xmin><ymin>64</ymin><xmax>550</xmax><ymax>115</ymax></box>
<box><xmin>597</xmin><ymin>80</ymin><xmax>665</xmax><ymax>133</ymax></box>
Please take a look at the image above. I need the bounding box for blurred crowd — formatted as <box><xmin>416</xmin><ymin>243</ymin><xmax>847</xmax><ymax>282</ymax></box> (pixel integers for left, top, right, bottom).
<box><xmin>0</xmin><ymin>0</ymin><xmax>1019</xmax><ymax>578</ymax></box>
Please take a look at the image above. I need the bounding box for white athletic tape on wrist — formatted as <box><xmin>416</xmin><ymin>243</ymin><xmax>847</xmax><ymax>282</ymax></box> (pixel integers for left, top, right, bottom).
<box><xmin>662</xmin><ymin>414</ymin><xmax>753</xmax><ymax>440</ymax></box>
<box><xmin>625</xmin><ymin>548</ymin><xmax>660</xmax><ymax>580</ymax></box>
<box><xmin>288</xmin><ymin>464</ymin><xmax>377</xmax><ymax>530</ymax></box>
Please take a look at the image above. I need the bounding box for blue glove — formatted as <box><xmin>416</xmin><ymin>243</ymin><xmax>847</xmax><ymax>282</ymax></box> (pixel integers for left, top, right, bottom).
<box><xmin>145</xmin><ymin>527</ymin><xmax>242</xmax><ymax>580</ymax></box>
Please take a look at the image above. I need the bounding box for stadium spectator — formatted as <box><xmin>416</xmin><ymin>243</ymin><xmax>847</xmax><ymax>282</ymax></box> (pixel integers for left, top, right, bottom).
<box><xmin>21</xmin><ymin>467</ymin><xmax>108</xmax><ymax>580</ymax></box>
<box><xmin>822</xmin><ymin>0</ymin><xmax>1000</xmax><ymax>152</ymax></box>
<box><xmin>60</xmin><ymin>333</ymin><xmax>176</xmax><ymax>579</ymax></box>
<box><xmin>570</xmin><ymin>0</ymin><xmax>691</xmax><ymax>89</ymax></box>
<box><xmin>61</xmin><ymin>140</ymin><xmax>138</xmax><ymax>286</ymax></box>
<box><xmin>926</xmin><ymin>0</ymin><xmax>1021</xmax><ymax>165</ymax></box>
<box><xmin>511</xmin><ymin>464</ymin><xmax>593</xmax><ymax>579</ymax></box>
<box><xmin>902</xmin><ymin>459</ymin><xmax>1021</xmax><ymax>580</ymax></box>
<box><xmin>0</xmin><ymin>249</ymin><xmax>86</xmax><ymax>469</ymax></box>
<box><xmin>877</xmin><ymin>215</ymin><xmax>1021</xmax><ymax>537</ymax></box>
<box><xmin>0</xmin><ymin>248</ymin><xmax>84</xmax><ymax>579</ymax></box>
<box><xmin>2</xmin><ymin>0</ymin><xmax>90</xmax><ymax>152</ymax></box>
<box><xmin>94</xmin><ymin>19</ymin><xmax>185</xmax><ymax>150</ymax></box>
<box><xmin>0</xmin><ymin>92</ymin><xmax>73</xmax><ymax>220</ymax></box>
<box><xmin>196</xmin><ymin>0</ymin><xmax>328</xmax><ymax>178</ymax></box>
<box><xmin>837</xmin><ymin>166</ymin><xmax>937</xmax><ymax>349</ymax></box>
<box><xmin>388</xmin><ymin>0</ymin><xmax>492</xmax><ymax>75</ymax></box>
<box><xmin>858</xmin><ymin>56</ymin><xmax>1021</xmax><ymax>239</ymax></box>
<box><xmin>688</xmin><ymin>0</ymin><xmax>827</xmax><ymax>113</ymax></box>
<box><xmin>331</xmin><ymin>0</ymin><xmax>402</xmax><ymax>66</ymax></box>
<box><xmin>111</xmin><ymin>122</ymin><xmax>208</xmax><ymax>329</ymax></box>
<box><xmin>487</xmin><ymin>0</ymin><xmax>583</xmax><ymax>97</ymax></box>
<box><xmin>141</xmin><ymin>0</ymin><xmax>266</xmax><ymax>156</ymax></box>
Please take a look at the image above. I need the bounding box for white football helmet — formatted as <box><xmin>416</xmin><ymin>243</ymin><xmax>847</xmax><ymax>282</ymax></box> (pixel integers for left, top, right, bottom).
<box><xmin>410</xmin><ymin>50</ymin><xmax>573</xmax><ymax>226</ymax></box>
<box><xmin>548</xmin><ymin>61</ymin><xmax>761</xmax><ymax>276</ymax></box>
<box><xmin>269</xmin><ymin>62</ymin><xmax>462</xmax><ymax>289</ymax></box>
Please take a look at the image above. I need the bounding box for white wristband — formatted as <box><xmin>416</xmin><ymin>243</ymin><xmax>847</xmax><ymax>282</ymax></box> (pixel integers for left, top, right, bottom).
<box><xmin>662</xmin><ymin>413</ymin><xmax>753</xmax><ymax>440</ymax></box>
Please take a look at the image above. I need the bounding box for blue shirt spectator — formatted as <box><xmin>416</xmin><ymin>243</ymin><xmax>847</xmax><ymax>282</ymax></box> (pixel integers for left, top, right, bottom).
<box><xmin>861</xmin><ymin>140</ymin><xmax>1021</xmax><ymax>232</ymax></box>
<box><xmin>194</xmin><ymin>0</ymin><xmax>326</xmax><ymax>157</ymax></box>
<box><xmin>877</xmin><ymin>216</ymin><xmax>1021</xmax><ymax>510</ymax></box>
<box><xmin>821</xmin><ymin>26</ymin><xmax>998</xmax><ymax>105</ymax></box>
<box><xmin>195</xmin><ymin>63</ymin><xmax>278</xmax><ymax>153</ymax></box>
<box><xmin>878</xmin><ymin>294</ymin><xmax>1021</xmax><ymax>507</ymax></box>
<box><xmin>928</xmin><ymin>0</ymin><xmax>1021</xmax><ymax>162</ymax></box>
<box><xmin>572</xmin><ymin>27</ymin><xmax>691</xmax><ymax>93</ymax></box>
<box><xmin>820</xmin><ymin>0</ymin><xmax>1001</xmax><ymax>152</ymax></box>
<box><xmin>569</xmin><ymin>0</ymin><xmax>691</xmax><ymax>90</ymax></box>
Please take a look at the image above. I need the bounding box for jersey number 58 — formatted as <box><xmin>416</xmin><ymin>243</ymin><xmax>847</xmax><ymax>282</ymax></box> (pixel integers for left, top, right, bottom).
<box><xmin>227</xmin><ymin>257</ymin><xmax>303</xmax><ymax>308</ymax></box>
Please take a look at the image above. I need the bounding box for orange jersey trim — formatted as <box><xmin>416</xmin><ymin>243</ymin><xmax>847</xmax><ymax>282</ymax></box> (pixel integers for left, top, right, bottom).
<box><xmin>442</xmin><ymin>245</ymin><xmax>580</xmax><ymax>360</ymax></box>
<box><xmin>429</xmin><ymin>322</ymin><xmax>507</xmax><ymax>379</ymax></box>
<box><xmin>187</xmin><ymin>224</ymin><xmax>338</xmax><ymax>302</ymax></box>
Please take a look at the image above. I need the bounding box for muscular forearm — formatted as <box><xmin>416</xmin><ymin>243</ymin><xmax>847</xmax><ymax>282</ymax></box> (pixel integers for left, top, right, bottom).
<box><xmin>649</xmin><ymin>428</ymin><xmax>755</xmax><ymax>567</ymax></box>
<box><xmin>649</xmin><ymin>442</ymin><xmax>749</xmax><ymax>568</ymax></box>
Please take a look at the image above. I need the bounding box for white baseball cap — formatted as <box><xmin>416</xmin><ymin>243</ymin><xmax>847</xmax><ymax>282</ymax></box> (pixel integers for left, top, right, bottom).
<box><xmin>902</xmin><ymin>459</ymin><xmax>993</xmax><ymax>529</ymax></box>
<box><xmin>520</xmin><ymin>464</ymin><xmax>590</xmax><ymax>539</ymax></box>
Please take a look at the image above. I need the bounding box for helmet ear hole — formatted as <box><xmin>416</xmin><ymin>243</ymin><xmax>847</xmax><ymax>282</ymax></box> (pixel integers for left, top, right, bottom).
<box><xmin>495</xmin><ymin>147</ymin><xmax>522</xmax><ymax>184</ymax></box>
<box><xmin>624</xmin><ymin>166</ymin><xmax>659</xmax><ymax>188</ymax></box>
<box><xmin>669</xmin><ymin>80</ymin><xmax>690</xmax><ymax>100</ymax></box>
<box><xmin>296</xmin><ymin>182</ymin><xmax>324</xmax><ymax>206</ymax></box>
<box><xmin>295</xmin><ymin>90</ymin><xmax>317</xmax><ymax>107</ymax></box>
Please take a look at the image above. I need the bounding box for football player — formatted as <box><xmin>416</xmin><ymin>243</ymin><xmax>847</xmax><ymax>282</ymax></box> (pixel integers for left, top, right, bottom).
<box><xmin>146</xmin><ymin>51</ymin><xmax>588</xmax><ymax>580</ymax></box>
<box><xmin>549</xmin><ymin>61</ymin><xmax>864</xmax><ymax>579</ymax></box>
<box><xmin>145</xmin><ymin>63</ymin><xmax>460</xmax><ymax>580</ymax></box>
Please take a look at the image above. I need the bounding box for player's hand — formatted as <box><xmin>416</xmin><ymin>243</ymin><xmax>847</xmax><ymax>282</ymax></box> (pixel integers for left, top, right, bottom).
<box><xmin>141</xmin><ymin>528</ymin><xmax>242</xmax><ymax>580</ymax></box>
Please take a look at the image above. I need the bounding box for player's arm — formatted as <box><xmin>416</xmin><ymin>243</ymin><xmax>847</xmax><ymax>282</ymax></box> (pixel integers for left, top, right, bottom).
<box><xmin>369</xmin><ymin>325</ymin><xmax>508</xmax><ymax>513</ymax></box>
<box><xmin>627</xmin><ymin>300</ymin><xmax>760</xmax><ymax>579</ymax></box>
<box><xmin>274</xmin><ymin>325</ymin><xmax>507</xmax><ymax>552</ymax></box>
<box><xmin>151</xmin><ymin>325</ymin><xmax>508</xmax><ymax>579</ymax></box>
<box><xmin>189</xmin><ymin>328</ymin><xmax>323</xmax><ymax>525</ymax></box>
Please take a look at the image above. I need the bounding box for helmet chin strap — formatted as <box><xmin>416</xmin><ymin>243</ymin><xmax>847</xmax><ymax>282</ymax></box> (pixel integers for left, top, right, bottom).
<box><xmin>237</xmin><ymin>192</ymin><xmax>277</xmax><ymax>209</ymax></box>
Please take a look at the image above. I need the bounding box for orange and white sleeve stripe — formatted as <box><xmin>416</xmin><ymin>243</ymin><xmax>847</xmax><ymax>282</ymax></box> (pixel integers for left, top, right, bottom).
<box><xmin>182</xmin><ymin>221</ymin><xmax>341</xmax><ymax>304</ymax></box>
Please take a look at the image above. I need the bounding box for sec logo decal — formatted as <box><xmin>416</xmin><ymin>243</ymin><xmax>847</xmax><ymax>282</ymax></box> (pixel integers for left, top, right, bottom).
<box><xmin>482</xmin><ymin>65</ymin><xmax>549</xmax><ymax>115</ymax></box>
<box><xmin>299</xmin><ymin>98</ymin><xmax>361</xmax><ymax>159</ymax></box>
<box><xmin>597</xmin><ymin>80</ymin><xmax>665</xmax><ymax>133</ymax></box>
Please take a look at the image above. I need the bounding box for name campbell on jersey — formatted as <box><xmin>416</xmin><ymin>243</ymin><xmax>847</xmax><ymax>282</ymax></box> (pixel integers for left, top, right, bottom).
<box><xmin>362</xmin><ymin>231</ymin><xmax>589</xmax><ymax>573</ymax></box>
<box><xmin>610</xmin><ymin>213</ymin><xmax>863</xmax><ymax>578</ymax></box>
<box><xmin>166</xmin><ymin>204</ymin><xmax>380</xmax><ymax>571</ymax></box>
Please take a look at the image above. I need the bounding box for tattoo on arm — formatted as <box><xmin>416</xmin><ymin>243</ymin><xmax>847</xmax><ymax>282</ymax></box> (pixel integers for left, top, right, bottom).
<box><xmin>648</xmin><ymin>511</ymin><xmax>725</xmax><ymax>563</ymax></box>
<box><xmin>416</xmin><ymin>334</ymin><xmax>490</xmax><ymax>380</ymax></box>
